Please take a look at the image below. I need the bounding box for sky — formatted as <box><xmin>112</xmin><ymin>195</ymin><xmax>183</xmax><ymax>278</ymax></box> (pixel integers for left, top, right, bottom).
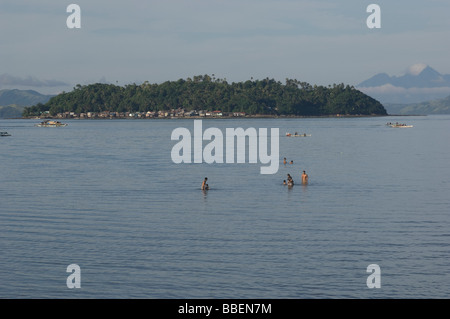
<box><xmin>1</xmin><ymin>0</ymin><xmax>450</xmax><ymax>94</ymax></box>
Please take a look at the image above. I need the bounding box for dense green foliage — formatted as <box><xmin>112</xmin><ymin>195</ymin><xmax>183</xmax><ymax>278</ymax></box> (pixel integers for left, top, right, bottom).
<box><xmin>23</xmin><ymin>76</ymin><xmax>387</xmax><ymax>117</ymax></box>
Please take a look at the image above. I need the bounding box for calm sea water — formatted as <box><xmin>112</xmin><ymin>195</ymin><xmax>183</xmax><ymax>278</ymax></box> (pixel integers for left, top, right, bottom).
<box><xmin>0</xmin><ymin>116</ymin><xmax>449</xmax><ymax>298</ymax></box>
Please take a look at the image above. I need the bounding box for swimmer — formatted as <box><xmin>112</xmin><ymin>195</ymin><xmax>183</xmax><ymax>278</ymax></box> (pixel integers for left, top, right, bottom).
<box><xmin>283</xmin><ymin>157</ymin><xmax>287</xmax><ymax>165</ymax></box>
<box><xmin>201</xmin><ymin>177</ymin><xmax>208</xmax><ymax>190</ymax></box>
<box><xmin>289</xmin><ymin>160</ymin><xmax>293</xmax><ymax>164</ymax></box>
<box><xmin>301</xmin><ymin>170</ymin><xmax>308</xmax><ymax>184</ymax></box>
<box><xmin>283</xmin><ymin>180</ymin><xmax>287</xmax><ymax>185</ymax></box>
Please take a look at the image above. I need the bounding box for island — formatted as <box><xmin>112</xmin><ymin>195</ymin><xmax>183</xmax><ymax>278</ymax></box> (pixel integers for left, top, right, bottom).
<box><xmin>22</xmin><ymin>75</ymin><xmax>387</xmax><ymax>119</ymax></box>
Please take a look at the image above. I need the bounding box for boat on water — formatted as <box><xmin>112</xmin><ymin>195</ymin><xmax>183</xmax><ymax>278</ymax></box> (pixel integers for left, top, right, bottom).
<box><xmin>386</xmin><ymin>122</ymin><xmax>413</xmax><ymax>128</ymax></box>
<box><xmin>1</xmin><ymin>131</ymin><xmax>11</xmax><ymax>136</ymax></box>
<box><xmin>35</xmin><ymin>120</ymin><xmax>68</xmax><ymax>127</ymax></box>
<box><xmin>286</xmin><ymin>132</ymin><xmax>311</xmax><ymax>137</ymax></box>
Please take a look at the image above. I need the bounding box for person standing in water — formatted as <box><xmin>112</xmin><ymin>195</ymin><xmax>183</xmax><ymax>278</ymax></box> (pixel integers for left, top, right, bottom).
<box><xmin>301</xmin><ymin>171</ymin><xmax>308</xmax><ymax>184</ymax></box>
<box><xmin>201</xmin><ymin>177</ymin><xmax>208</xmax><ymax>190</ymax></box>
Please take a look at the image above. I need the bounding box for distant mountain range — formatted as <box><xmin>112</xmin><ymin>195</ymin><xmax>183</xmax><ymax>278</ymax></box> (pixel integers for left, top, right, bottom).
<box><xmin>384</xmin><ymin>95</ymin><xmax>450</xmax><ymax>115</ymax></box>
<box><xmin>359</xmin><ymin>64</ymin><xmax>450</xmax><ymax>88</ymax></box>
<box><xmin>357</xmin><ymin>64</ymin><xmax>450</xmax><ymax>105</ymax></box>
<box><xmin>0</xmin><ymin>89</ymin><xmax>54</xmax><ymax>118</ymax></box>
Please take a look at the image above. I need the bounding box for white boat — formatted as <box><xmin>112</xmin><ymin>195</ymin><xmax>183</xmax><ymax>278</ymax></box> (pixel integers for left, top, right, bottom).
<box><xmin>1</xmin><ymin>131</ymin><xmax>11</xmax><ymax>136</ymax></box>
<box><xmin>35</xmin><ymin>120</ymin><xmax>68</xmax><ymax>127</ymax></box>
<box><xmin>386</xmin><ymin>122</ymin><xmax>413</xmax><ymax>128</ymax></box>
<box><xmin>286</xmin><ymin>132</ymin><xmax>311</xmax><ymax>137</ymax></box>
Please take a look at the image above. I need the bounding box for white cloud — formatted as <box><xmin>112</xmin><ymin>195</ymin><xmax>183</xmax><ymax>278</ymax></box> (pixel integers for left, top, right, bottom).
<box><xmin>406</xmin><ymin>63</ymin><xmax>428</xmax><ymax>76</ymax></box>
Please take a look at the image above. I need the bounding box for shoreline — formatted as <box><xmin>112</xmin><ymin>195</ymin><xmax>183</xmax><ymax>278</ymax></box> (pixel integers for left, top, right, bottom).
<box><xmin>5</xmin><ymin>114</ymin><xmax>423</xmax><ymax>120</ymax></box>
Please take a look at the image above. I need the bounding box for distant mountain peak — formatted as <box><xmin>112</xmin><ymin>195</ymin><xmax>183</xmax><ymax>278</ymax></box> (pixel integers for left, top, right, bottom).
<box><xmin>358</xmin><ymin>64</ymin><xmax>448</xmax><ymax>89</ymax></box>
<box><xmin>357</xmin><ymin>64</ymin><xmax>450</xmax><ymax>104</ymax></box>
<box><xmin>417</xmin><ymin>65</ymin><xmax>442</xmax><ymax>79</ymax></box>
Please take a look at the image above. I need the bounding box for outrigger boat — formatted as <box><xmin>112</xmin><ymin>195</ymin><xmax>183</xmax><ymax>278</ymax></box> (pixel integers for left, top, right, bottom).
<box><xmin>1</xmin><ymin>131</ymin><xmax>11</xmax><ymax>136</ymax></box>
<box><xmin>35</xmin><ymin>120</ymin><xmax>68</xmax><ymax>127</ymax></box>
<box><xmin>286</xmin><ymin>132</ymin><xmax>311</xmax><ymax>137</ymax></box>
<box><xmin>386</xmin><ymin>122</ymin><xmax>413</xmax><ymax>128</ymax></box>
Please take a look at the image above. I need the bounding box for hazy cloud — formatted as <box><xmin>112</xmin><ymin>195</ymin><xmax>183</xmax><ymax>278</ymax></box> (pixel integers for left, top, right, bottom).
<box><xmin>360</xmin><ymin>84</ymin><xmax>450</xmax><ymax>95</ymax></box>
<box><xmin>358</xmin><ymin>84</ymin><xmax>450</xmax><ymax>103</ymax></box>
<box><xmin>0</xmin><ymin>74</ymin><xmax>69</xmax><ymax>87</ymax></box>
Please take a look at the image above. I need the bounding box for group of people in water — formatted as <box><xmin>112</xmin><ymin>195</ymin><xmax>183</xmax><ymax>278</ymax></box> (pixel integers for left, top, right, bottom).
<box><xmin>283</xmin><ymin>157</ymin><xmax>308</xmax><ymax>187</ymax></box>
<box><xmin>283</xmin><ymin>171</ymin><xmax>308</xmax><ymax>187</ymax></box>
<box><xmin>201</xmin><ymin>158</ymin><xmax>309</xmax><ymax>190</ymax></box>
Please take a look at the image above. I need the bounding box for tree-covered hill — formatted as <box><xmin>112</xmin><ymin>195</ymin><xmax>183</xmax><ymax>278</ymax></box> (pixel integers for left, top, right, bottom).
<box><xmin>0</xmin><ymin>89</ymin><xmax>53</xmax><ymax>107</ymax></box>
<box><xmin>0</xmin><ymin>89</ymin><xmax>53</xmax><ymax>118</ymax></box>
<box><xmin>23</xmin><ymin>75</ymin><xmax>387</xmax><ymax>117</ymax></box>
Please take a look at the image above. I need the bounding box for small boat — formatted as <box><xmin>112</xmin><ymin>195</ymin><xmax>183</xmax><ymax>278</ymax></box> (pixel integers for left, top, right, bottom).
<box><xmin>386</xmin><ymin>122</ymin><xmax>413</xmax><ymax>128</ymax></box>
<box><xmin>35</xmin><ymin>120</ymin><xmax>68</xmax><ymax>127</ymax></box>
<box><xmin>1</xmin><ymin>131</ymin><xmax>11</xmax><ymax>136</ymax></box>
<box><xmin>286</xmin><ymin>132</ymin><xmax>311</xmax><ymax>137</ymax></box>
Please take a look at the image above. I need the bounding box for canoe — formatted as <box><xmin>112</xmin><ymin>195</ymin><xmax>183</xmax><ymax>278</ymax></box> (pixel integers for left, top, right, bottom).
<box><xmin>286</xmin><ymin>133</ymin><xmax>311</xmax><ymax>137</ymax></box>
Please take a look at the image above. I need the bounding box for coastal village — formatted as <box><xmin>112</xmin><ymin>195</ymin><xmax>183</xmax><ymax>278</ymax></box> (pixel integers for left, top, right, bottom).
<box><xmin>30</xmin><ymin>108</ymin><xmax>361</xmax><ymax>120</ymax></box>
<box><xmin>37</xmin><ymin>109</ymin><xmax>248</xmax><ymax>119</ymax></box>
